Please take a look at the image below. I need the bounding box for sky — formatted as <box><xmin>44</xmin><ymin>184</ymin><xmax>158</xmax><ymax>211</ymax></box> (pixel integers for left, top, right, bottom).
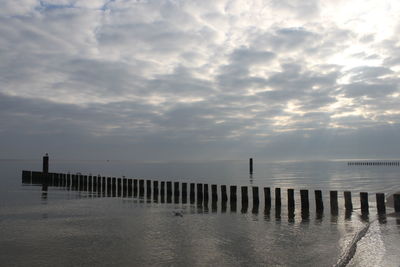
<box><xmin>1</xmin><ymin>0</ymin><xmax>400</xmax><ymax>161</ymax></box>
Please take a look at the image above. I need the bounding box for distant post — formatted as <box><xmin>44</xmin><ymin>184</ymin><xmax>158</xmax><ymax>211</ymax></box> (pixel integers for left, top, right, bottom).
<box><xmin>249</xmin><ymin>158</ymin><xmax>253</xmax><ymax>174</ymax></box>
<box><xmin>43</xmin><ymin>153</ymin><xmax>49</xmax><ymax>173</ymax></box>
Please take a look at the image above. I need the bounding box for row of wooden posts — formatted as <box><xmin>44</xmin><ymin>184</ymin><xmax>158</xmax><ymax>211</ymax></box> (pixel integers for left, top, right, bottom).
<box><xmin>22</xmin><ymin>170</ymin><xmax>400</xmax><ymax>216</ymax></box>
<box><xmin>348</xmin><ymin>161</ymin><xmax>400</xmax><ymax>166</ymax></box>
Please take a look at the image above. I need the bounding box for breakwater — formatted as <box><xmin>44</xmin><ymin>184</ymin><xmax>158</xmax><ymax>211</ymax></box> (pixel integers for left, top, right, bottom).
<box><xmin>21</xmin><ymin>170</ymin><xmax>400</xmax><ymax>219</ymax></box>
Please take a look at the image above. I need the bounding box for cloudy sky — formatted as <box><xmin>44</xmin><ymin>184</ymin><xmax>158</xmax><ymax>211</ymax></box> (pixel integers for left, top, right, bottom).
<box><xmin>1</xmin><ymin>0</ymin><xmax>400</xmax><ymax>161</ymax></box>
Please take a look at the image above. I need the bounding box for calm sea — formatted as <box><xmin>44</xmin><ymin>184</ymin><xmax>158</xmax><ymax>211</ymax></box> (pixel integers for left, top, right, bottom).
<box><xmin>0</xmin><ymin>159</ymin><xmax>399</xmax><ymax>266</ymax></box>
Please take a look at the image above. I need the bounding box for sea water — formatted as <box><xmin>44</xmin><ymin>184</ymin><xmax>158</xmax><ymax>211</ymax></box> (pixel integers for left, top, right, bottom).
<box><xmin>0</xmin><ymin>159</ymin><xmax>399</xmax><ymax>266</ymax></box>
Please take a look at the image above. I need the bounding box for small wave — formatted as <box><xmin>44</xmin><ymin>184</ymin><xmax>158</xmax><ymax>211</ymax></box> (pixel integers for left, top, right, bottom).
<box><xmin>335</xmin><ymin>222</ymin><xmax>371</xmax><ymax>267</ymax></box>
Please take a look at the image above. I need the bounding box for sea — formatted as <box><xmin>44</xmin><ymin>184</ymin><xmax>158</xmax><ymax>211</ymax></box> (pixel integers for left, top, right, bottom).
<box><xmin>0</xmin><ymin>159</ymin><xmax>399</xmax><ymax>266</ymax></box>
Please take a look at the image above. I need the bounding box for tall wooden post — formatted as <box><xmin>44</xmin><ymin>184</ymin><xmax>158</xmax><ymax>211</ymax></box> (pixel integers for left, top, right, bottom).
<box><xmin>249</xmin><ymin>158</ymin><xmax>253</xmax><ymax>174</ymax></box>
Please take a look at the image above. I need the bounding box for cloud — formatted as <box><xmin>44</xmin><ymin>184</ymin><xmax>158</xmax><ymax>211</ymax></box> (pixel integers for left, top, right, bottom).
<box><xmin>1</xmin><ymin>0</ymin><xmax>400</xmax><ymax>160</ymax></box>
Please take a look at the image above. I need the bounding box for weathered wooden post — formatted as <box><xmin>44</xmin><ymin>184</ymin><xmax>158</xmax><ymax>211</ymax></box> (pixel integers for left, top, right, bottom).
<box><xmin>146</xmin><ymin>180</ymin><xmax>151</xmax><ymax>198</ymax></box>
<box><xmin>241</xmin><ymin>186</ymin><xmax>248</xmax><ymax>213</ymax></box>
<box><xmin>203</xmin><ymin>184</ymin><xmax>209</xmax><ymax>206</ymax></box>
<box><xmin>166</xmin><ymin>181</ymin><xmax>172</xmax><ymax>203</ymax></box>
<box><xmin>315</xmin><ymin>190</ymin><xmax>324</xmax><ymax>213</ymax></box>
<box><xmin>139</xmin><ymin>179</ymin><xmax>145</xmax><ymax>196</ymax></box>
<box><xmin>275</xmin><ymin>188</ymin><xmax>281</xmax><ymax>207</ymax></box>
<box><xmin>43</xmin><ymin>153</ymin><xmax>49</xmax><ymax>173</ymax></box>
<box><xmin>197</xmin><ymin>183</ymin><xmax>203</xmax><ymax>205</ymax></box>
<box><xmin>211</xmin><ymin>184</ymin><xmax>218</xmax><ymax>203</ymax></box>
<box><xmin>211</xmin><ymin>184</ymin><xmax>217</xmax><ymax>212</ymax></box>
<box><xmin>230</xmin><ymin>185</ymin><xmax>237</xmax><ymax>211</ymax></box>
<box><xmin>174</xmin><ymin>182</ymin><xmax>180</xmax><ymax>198</ymax></box>
<box><xmin>105</xmin><ymin>177</ymin><xmax>111</xmax><ymax>196</ymax></box>
<box><xmin>133</xmin><ymin>179</ymin><xmax>138</xmax><ymax>196</ymax></box>
<box><xmin>264</xmin><ymin>187</ymin><xmax>271</xmax><ymax>212</ymax></box>
<box><xmin>221</xmin><ymin>185</ymin><xmax>227</xmax><ymax>212</ymax></box>
<box><xmin>122</xmin><ymin>178</ymin><xmax>127</xmax><ymax>197</ymax></box>
<box><xmin>300</xmin><ymin>189</ymin><xmax>309</xmax><ymax>217</ymax></box>
<box><xmin>330</xmin><ymin>191</ymin><xmax>338</xmax><ymax>215</ymax></box>
<box><xmin>288</xmin><ymin>189</ymin><xmax>295</xmax><ymax>212</ymax></box>
<box><xmin>376</xmin><ymin>193</ymin><xmax>386</xmax><ymax>214</ymax></box>
<box><xmin>344</xmin><ymin>191</ymin><xmax>353</xmax><ymax>211</ymax></box>
<box><xmin>128</xmin><ymin>179</ymin><xmax>133</xmax><ymax>197</ymax></box>
<box><xmin>360</xmin><ymin>192</ymin><xmax>369</xmax><ymax>214</ymax></box>
<box><xmin>190</xmin><ymin>183</ymin><xmax>195</xmax><ymax>204</ymax></box>
<box><xmin>153</xmin><ymin>180</ymin><xmax>158</xmax><ymax>202</ymax></box>
<box><xmin>252</xmin><ymin>186</ymin><xmax>259</xmax><ymax>214</ymax></box>
<box><xmin>174</xmin><ymin>182</ymin><xmax>179</xmax><ymax>203</ymax></box>
<box><xmin>249</xmin><ymin>158</ymin><xmax>253</xmax><ymax>174</ymax></box>
<box><xmin>160</xmin><ymin>181</ymin><xmax>165</xmax><ymax>203</ymax></box>
<box><xmin>394</xmin><ymin>194</ymin><xmax>400</xmax><ymax>212</ymax></box>
<box><xmin>117</xmin><ymin>178</ymin><xmax>122</xmax><ymax>196</ymax></box>
<box><xmin>111</xmin><ymin>177</ymin><xmax>117</xmax><ymax>196</ymax></box>
<box><xmin>182</xmin><ymin>182</ymin><xmax>187</xmax><ymax>203</ymax></box>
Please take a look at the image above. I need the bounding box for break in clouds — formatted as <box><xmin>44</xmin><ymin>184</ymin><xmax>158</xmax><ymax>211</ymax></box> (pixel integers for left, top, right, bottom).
<box><xmin>1</xmin><ymin>0</ymin><xmax>400</xmax><ymax>160</ymax></box>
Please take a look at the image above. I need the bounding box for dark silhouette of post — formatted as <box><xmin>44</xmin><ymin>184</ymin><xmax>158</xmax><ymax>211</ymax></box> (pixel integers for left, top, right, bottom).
<box><xmin>252</xmin><ymin>186</ymin><xmax>259</xmax><ymax>213</ymax></box>
<box><xmin>139</xmin><ymin>179</ymin><xmax>144</xmax><ymax>196</ymax></box>
<box><xmin>394</xmin><ymin>194</ymin><xmax>400</xmax><ymax>212</ymax></box>
<box><xmin>174</xmin><ymin>182</ymin><xmax>179</xmax><ymax>203</ymax></box>
<box><xmin>211</xmin><ymin>184</ymin><xmax>218</xmax><ymax>203</ymax></box>
<box><xmin>275</xmin><ymin>188</ymin><xmax>281</xmax><ymax>208</ymax></box>
<box><xmin>153</xmin><ymin>180</ymin><xmax>158</xmax><ymax>201</ymax></box>
<box><xmin>344</xmin><ymin>191</ymin><xmax>353</xmax><ymax>211</ymax></box>
<box><xmin>360</xmin><ymin>192</ymin><xmax>369</xmax><ymax>214</ymax></box>
<box><xmin>182</xmin><ymin>182</ymin><xmax>187</xmax><ymax>204</ymax></box>
<box><xmin>43</xmin><ymin>153</ymin><xmax>49</xmax><ymax>173</ymax></box>
<box><xmin>197</xmin><ymin>183</ymin><xmax>203</xmax><ymax>205</ymax></box>
<box><xmin>241</xmin><ymin>186</ymin><xmax>248</xmax><ymax>213</ymax></box>
<box><xmin>264</xmin><ymin>187</ymin><xmax>271</xmax><ymax>212</ymax></box>
<box><xmin>315</xmin><ymin>190</ymin><xmax>323</xmax><ymax>214</ymax></box>
<box><xmin>330</xmin><ymin>191</ymin><xmax>338</xmax><ymax>215</ymax></box>
<box><xmin>203</xmin><ymin>184</ymin><xmax>209</xmax><ymax>204</ymax></box>
<box><xmin>160</xmin><ymin>181</ymin><xmax>165</xmax><ymax>202</ymax></box>
<box><xmin>376</xmin><ymin>193</ymin><xmax>385</xmax><ymax>214</ymax></box>
<box><xmin>288</xmin><ymin>189</ymin><xmax>295</xmax><ymax>212</ymax></box>
<box><xmin>230</xmin><ymin>186</ymin><xmax>237</xmax><ymax>211</ymax></box>
<box><xmin>300</xmin><ymin>189</ymin><xmax>309</xmax><ymax>218</ymax></box>
<box><xmin>249</xmin><ymin>158</ymin><xmax>253</xmax><ymax>174</ymax></box>
<box><xmin>190</xmin><ymin>183</ymin><xmax>195</xmax><ymax>204</ymax></box>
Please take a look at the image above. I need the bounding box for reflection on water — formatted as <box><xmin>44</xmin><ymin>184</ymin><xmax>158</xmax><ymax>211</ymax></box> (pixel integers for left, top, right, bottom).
<box><xmin>1</xmin><ymin>160</ymin><xmax>400</xmax><ymax>266</ymax></box>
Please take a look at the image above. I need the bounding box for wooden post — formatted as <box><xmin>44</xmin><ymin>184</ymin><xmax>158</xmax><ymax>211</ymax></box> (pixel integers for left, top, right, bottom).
<box><xmin>22</xmin><ymin>170</ymin><xmax>31</xmax><ymax>184</ymax></box>
<box><xmin>300</xmin><ymin>190</ymin><xmax>309</xmax><ymax>212</ymax></box>
<box><xmin>230</xmin><ymin>186</ymin><xmax>237</xmax><ymax>211</ymax></box>
<box><xmin>376</xmin><ymin>193</ymin><xmax>386</xmax><ymax>214</ymax></box>
<box><xmin>221</xmin><ymin>185</ymin><xmax>228</xmax><ymax>202</ymax></box>
<box><xmin>288</xmin><ymin>189</ymin><xmax>295</xmax><ymax>211</ymax></box>
<box><xmin>139</xmin><ymin>179</ymin><xmax>144</xmax><ymax>196</ymax></box>
<box><xmin>160</xmin><ymin>181</ymin><xmax>165</xmax><ymax>202</ymax></box>
<box><xmin>174</xmin><ymin>182</ymin><xmax>179</xmax><ymax>203</ymax></box>
<box><xmin>174</xmin><ymin>182</ymin><xmax>180</xmax><ymax>198</ymax></box>
<box><xmin>275</xmin><ymin>188</ymin><xmax>281</xmax><ymax>208</ymax></box>
<box><xmin>128</xmin><ymin>179</ymin><xmax>133</xmax><ymax>196</ymax></box>
<box><xmin>146</xmin><ymin>180</ymin><xmax>151</xmax><ymax>198</ymax></box>
<box><xmin>153</xmin><ymin>181</ymin><xmax>159</xmax><ymax>200</ymax></box>
<box><xmin>241</xmin><ymin>186</ymin><xmax>248</xmax><ymax>204</ymax></box>
<box><xmin>330</xmin><ymin>191</ymin><xmax>338</xmax><ymax>215</ymax></box>
<box><xmin>344</xmin><ymin>191</ymin><xmax>353</xmax><ymax>211</ymax></box>
<box><xmin>211</xmin><ymin>184</ymin><xmax>218</xmax><ymax>203</ymax></box>
<box><xmin>190</xmin><ymin>183</ymin><xmax>195</xmax><ymax>204</ymax></box>
<box><xmin>241</xmin><ymin>186</ymin><xmax>248</xmax><ymax>213</ymax></box>
<box><xmin>133</xmin><ymin>179</ymin><xmax>138</xmax><ymax>196</ymax></box>
<box><xmin>249</xmin><ymin>158</ymin><xmax>253</xmax><ymax>174</ymax></box>
<box><xmin>252</xmin><ymin>186</ymin><xmax>259</xmax><ymax>214</ymax></box>
<box><xmin>315</xmin><ymin>190</ymin><xmax>324</xmax><ymax>213</ymax></box>
<box><xmin>182</xmin><ymin>182</ymin><xmax>187</xmax><ymax>203</ymax></box>
<box><xmin>203</xmin><ymin>184</ymin><xmax>209</xmax><ymax>203</ymax></box>
<box><xmin>393</xmin><ymin>194</ymin><xmax>400</xmax><ymax>212</ymax></box>
<box><xmin>264</xmin><ymin>187</ymin><xmax>271</xmax><ymax>211</ymax></box>
<box><xmin>42</xmin><ymin>153</ymin><xmax>49</xmax><ymax>173</ymax></box>
<box><xmin>166</xmin><ymin>181</ymin><xmax>172</xmax><ymax>196</ymax></box>
<box><xmin>360</xmin><ymin>192</ymin><xmax>369</xmax><ymax>214</ymax></box>
<box><xmin>253</xmin><ymin>186</ymin><xmax>259</xmax><ymax>206</ymax></box>
<box><xmin>197</xmin><ymin>183</ymin><xmax>203</xmax><ymax>205</ymax></box>
<box><xmin>106</xmin><ymin>177</ymin><xmax>111</xmax><ymax>196</ymax></box>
